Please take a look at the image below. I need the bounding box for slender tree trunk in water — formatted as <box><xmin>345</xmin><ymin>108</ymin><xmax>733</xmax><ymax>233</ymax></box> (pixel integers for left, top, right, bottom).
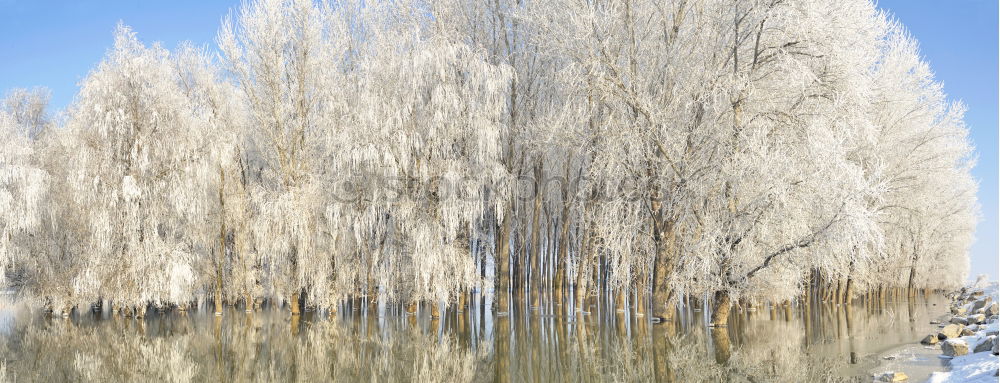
<box><xmin>529</xmin><ymin>164</ymin><xmax>543</xmax><ymax>309</ymax></box>
<box><xmin>368</xmin><ymin>285</ymin><xmax>378</xmax><ymax>313</ymax></box>
<box><xmin>214</xmin><ymin>286</ymin><xmax>224</xmax><ymax>315</ymax></box>
<box><xmin>573</xmin><ymin>275</ymin><xmax>586</xmax><ymax>312</ymax></box>
<box><xmin>553</xmin><ymin>256</ymin><xmax>565</xmax><ymax>307</ymax></box>
<box><xmin>430</xmin><ymin>301</ymin><xmax>441</xmax><ymax>318</ymax></box>
<box><xmin>802</xmin><ymin>272</ymin><xmax>811</xmax><ymax>304</ymax></box>
<box><xmin>574</xmin><ymin>228</ymin><xmax>594</xmax><ymax>312</ymax></box>
<box><xmin>554</xmin><ymin>157</ymin><xmax>575</xmax><ymax>309</ymax></box>
<box><xmin>808</xmin><ymin>269</ymin><xmax>817</xmax><ymax>301</ymax></box>
<box><xmin>651</xmin><ymin>217</ymin><xmax>677</xmax><ymax>322</ymax></box>
<box><xmin>844</xmin><ymin>278</ymin><xmax>855</xmax><ymax>305</ymax></box>
<box><xmin>352</xmin><ymin>294</ymin><xmax>364</xmax><ymax>312</ymax></box>
<box><xmin>245</xmin><ymin>292</ymin><xmax>253</xmax><ymax>312</ymax></box>
<box><xmin>512</xmin><ymin>244</ymin><xmax>522</xmax><ymax>300</ymax></box>
<box><xmin>634</xmin><ymin>272</ymin><xmax>646</xmax><ymax>317</ymax></box>
<box><xmin>554</xmin><ymin>211</ymin><xmax>570</xmax><ymax>306</ymax></box>
<box><xmin>710</xmin><ymin>291</ymin><xmax>731</xmax><ymax>327</ymax></box>
<box><xmin>480</xmin><ymin>246</ymin><xmax>487</xmax><ymax>312</ymax></box>
<box><xmin>573</xmin><ymin>260</ymin><xmax>589</xmax><ymax>312</ymax></box>
<box><xmin>834</xmin><ymin>280</ymin><xmax>843</xmax><ymax>304</ymax></box>
<box><xmin>367</xmin><ymin>270</ymin><xmax>378</xmax><ymax>304</ymax></box>
<box><xmin>907</xmin><ymin>264</ymin><xmax>917</xmax><ymax>297</ymax></box>
<box><xmin>216</xmin><ymin>167</ymin><xmax>226</xmax><ymax>316</ymax></box>
<box><xmin>495</xmin><ymin>209</ymin><xmax>512</xmax><ymax>314</ymax></box>
<box><xmin>520</xmin><ymin>253</ymin><xmax>529</xmax><ymax>299</ymax></box>
<box><xmin>590</xmin><ymin>254</ymin><xmax>600</xmax><ymax>302</ymax></box>
<box><xmin>289</xmin><ymin>291</ymin><xmax>300</xmax><ymax>316</ymax></box>
<box><xmin>615</xmin><ymin>288</ymin><xmax>626</xmax><ymax>312</ymax></box>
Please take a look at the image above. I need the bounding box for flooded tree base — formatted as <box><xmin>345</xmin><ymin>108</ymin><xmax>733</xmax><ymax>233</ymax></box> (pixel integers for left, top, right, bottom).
<box><xmin>0</xmin><ymin>293</ymin><xmax>954</xmax><ymax>382</ymax></box>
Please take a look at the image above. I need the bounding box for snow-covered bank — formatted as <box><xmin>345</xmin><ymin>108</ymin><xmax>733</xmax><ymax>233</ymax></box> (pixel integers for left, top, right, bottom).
<box><xmin>924</xmin><ymin>281</ymin><xmax>999</xmax><ymax>383</ymax></box>
<box><xmin>928</xmin><ymin>351</ymin><xmax>998</xmax><ymax>383</ymax></box>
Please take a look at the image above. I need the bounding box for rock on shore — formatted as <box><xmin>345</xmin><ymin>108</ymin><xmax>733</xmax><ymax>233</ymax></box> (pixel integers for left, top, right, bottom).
<box><xmin>926</xmin><ymin>282</ymin><xmax>1000</xmax><ymax>383</ymax></box>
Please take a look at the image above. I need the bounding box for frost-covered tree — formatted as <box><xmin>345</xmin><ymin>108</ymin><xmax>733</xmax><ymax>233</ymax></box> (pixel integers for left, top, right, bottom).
<box><xmin>173</xmin><ymin>43</ymin><xmax>260</xmax><ymax>313</ymax></box>
<box><xmin>346</xmin><ymin>0</ymin><xmax>511</xmax><ymax>307</ymax></box>
<box><xmin>862</xmin><ymin>23</ymin><xmax>978</xmax><ymax>294</ymax></box>
<box><xmin>685</xmin><ymin>0</ymin><xmax>885</xmax><ymax>325</ymax></box>
<box><xmin>0</xmin><ymin>90</ymin><xmax>51</xmax><ymax>304</ymax></box>
<box><xmin>63</xmin><ymin>25</ymin><xmax>208</xmax><ymax>314</ymax></box>
<box><xmin>218</xmin><ymin>0</ymin><xmax>354</xmax><ymax>313</ymax></box>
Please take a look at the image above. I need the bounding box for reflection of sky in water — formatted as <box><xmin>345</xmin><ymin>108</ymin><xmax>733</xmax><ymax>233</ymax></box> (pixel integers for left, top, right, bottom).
<box><xmin>0</xmin><ymin>293</ymin><xmax>20</xmax><ymax>335</ymax></box>
<box><xmin>0</xmin><ymin>294</ymin><xmax>953</xmax><ymax>382</ymax></box>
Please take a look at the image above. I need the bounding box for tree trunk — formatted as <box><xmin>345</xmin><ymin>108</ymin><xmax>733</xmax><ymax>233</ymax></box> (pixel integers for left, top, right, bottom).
<box><xmin>430</xmin><ymin>301</ymin><xmax>441</xmax><ymax>318</ymax></box>
<box><xmin>907</xmin><ymin>264</ymin><xmax>917</xmax><ymax>297</ymax></box>
<box><xmin>651</xmin><ymin>217</ymin><xmax>677</xmax><ymax>322</ymax></box>
<box><xmin>634</xmin><ymin>271</ymin><xmax>646</xmax><ymax>317</ymax></box>
<box><xmin>495</xmin><ymin>209</ymin><xmax>512</xmax><ymax>314</ymax></box>
<box><xmin>216</xmin><ymin>166</ymin><xmax>226</xmax><ymax>316</ymax></box>
<box><xmin>529</xmin><ymin>163</ymin><xmax>543</xmax><ymax>309</ymax></box>
<box><xmin>554</xmin><ymin>213</ymin><xmax>569</xmax><ymax>307</ymax></box>
<box><xmin>214</xmin><ymin>287</ymin><xmax>224</xmax><ymax>315</ymax></box>
<box><xmin>834</xmin><ymin>279</ymin><xmax>843</xmax><ymax>304</ymax></box>
<box><xmin>289</xmin><ymin>291</ymin><xmax>300</xmax><ymax>316</ymax></box>
<box><xmin>804</xmin><ymin>270</ymin><xmax>813</xmax><ymax>303</ymax></box>
<box><xmin>844</xmin><ymin>278</ymin><xmax>855</xmax><ymax>305</ymax></box>
<box><xmin>591</xmin><ymin>254</ymin><xmax>601</xmax><ymax>305</ymax></box>
<box><xmin>615</xmin><ymin>288</ymin><xmax>626</xmax><ymax>312</ymax></box>
<box><xmin>574</xmin><ymin>227</ymin><xmax>594</xmax><ymax>312</ymax></box>
<box><xmin>368</xmin><ymin>284</ymin><xmax>378</xmax><ymax>313</ymax></box>
<box><xmin>245</xmin><ymin>292</ymin><xmax>253</xmax><ymax>312</ymax></box>
<box><xmin>515</xmin><ymin>235</ymin><xmax>527</xmax><ymax>300</ymax></box>
<box><xmin>710</xmin><ymin>291</ymin><xmax>731</xmax><ymax>327</ymax></box>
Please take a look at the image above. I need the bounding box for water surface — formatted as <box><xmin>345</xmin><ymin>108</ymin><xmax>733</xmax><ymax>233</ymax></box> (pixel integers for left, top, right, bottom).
<box><xmin>0</xmin><ymin>294</ymin><xmax>950</xmax><ymax>382</ymax></box>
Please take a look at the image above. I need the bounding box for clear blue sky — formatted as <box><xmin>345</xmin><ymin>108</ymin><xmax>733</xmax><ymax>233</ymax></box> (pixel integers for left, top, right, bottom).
<box><xmin>0</xmin><ymin>0</ymin><xmax>235</xmax><ymax>108</ymax></box>
<box><xmin>0</xmin><ymin>1</ymin><xmax>996</xmax><ymax>280</ymax></box>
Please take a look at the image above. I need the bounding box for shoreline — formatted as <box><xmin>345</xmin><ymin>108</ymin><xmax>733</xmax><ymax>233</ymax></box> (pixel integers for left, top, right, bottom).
<box><xmin>873</xmin><ymin>282</ymin><xmax>999</xmax><ymax>383</ymax></box>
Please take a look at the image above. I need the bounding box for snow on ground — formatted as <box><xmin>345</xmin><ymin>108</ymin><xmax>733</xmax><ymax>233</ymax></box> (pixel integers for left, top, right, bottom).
<box><xmin>927</xmin><ymin>351</ymin><xmax>998</xmax><ymax>383</ymax></box>
<box><xmin>924</xmin><ymin>280</ymin><xmax>999</xmax><ymax>383</ymax></box>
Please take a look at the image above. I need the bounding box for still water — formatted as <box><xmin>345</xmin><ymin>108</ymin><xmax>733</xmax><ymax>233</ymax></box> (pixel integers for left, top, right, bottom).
<box><xmin>0</xmin><ymin>294</ymin><xmax>950</xmax><ymax>382</ymax></box>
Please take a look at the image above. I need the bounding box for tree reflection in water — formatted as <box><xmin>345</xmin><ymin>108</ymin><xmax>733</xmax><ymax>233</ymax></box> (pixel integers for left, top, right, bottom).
<box><xmin>0</xmin><ymin>294</ymin><xmax>947</xmax><ymax>382</ymax></box>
